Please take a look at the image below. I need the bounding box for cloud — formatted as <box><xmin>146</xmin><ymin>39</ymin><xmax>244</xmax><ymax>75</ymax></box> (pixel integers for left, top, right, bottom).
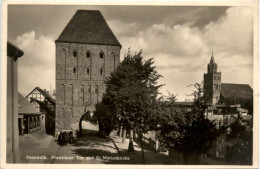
<box><xmin>114</xmin><ymin>6</ymin><xmax>253</xmax><ymax>100</ymax></box>
<box><xmin>12</xmin><ymin>6</ymin><xmax>253</xmax><ymax>101</ymax></box>
<box><xmin>204</xmin><ymin>7</ymin><xmax>253</xmax><ymax>56</ymax></box>
<box><xmin>14</xmin><ymin>31</ymin><xmax>55</xmax><ymax>96</ymax></box>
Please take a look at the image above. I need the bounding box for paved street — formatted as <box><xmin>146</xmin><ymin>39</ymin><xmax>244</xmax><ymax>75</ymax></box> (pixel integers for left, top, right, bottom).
<box><xmin>19</xmin><ymin>121</ymin><xmax>176</xmax><ymax>164</ymax></box>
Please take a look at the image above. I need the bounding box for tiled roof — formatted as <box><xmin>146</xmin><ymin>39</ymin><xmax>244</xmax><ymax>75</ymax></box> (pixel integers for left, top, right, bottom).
<box><xmin>18</xmin><ymin>92</ymin><xmax>40</xmax><ymax>115</ymax></box>
<box><xmin>221</xmin><ymin>83</ymin><xmax>253</xmax><ymax>100</ymax></box>
<box><xmin>25</xmin><ymin>87</ymin><xmax>56</xmax><ymax>105</ymax></box>
<box><xmin>56</xmin><ymin>10</ymin><xmax>121</xmax><ymax>47</ymax></box>
<box><xmin>36</xmin><ymin>87</ymin><xmax>56</xmax><ymax>104</ymax></box>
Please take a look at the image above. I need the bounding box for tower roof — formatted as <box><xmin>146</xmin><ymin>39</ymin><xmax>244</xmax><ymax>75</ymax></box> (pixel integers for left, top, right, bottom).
<box><xmin>209</xmin><ymin>51</ymin><xmax>215</xmax><ymax>65</ymax></box>
<box><xmin>56</xmin><ymin>10</ymin><xmax>121</xmax><ymax>47</ymax></box>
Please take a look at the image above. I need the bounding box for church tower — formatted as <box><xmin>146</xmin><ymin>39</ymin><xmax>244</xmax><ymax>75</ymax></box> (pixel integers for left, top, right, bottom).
<box><xmin>55</xmin><ymin>10</ymin><xmax>121</xmax><ymax>133</ymax></box>
<box><xmin>204</xmin><ymin>52</ymin><xmax>221</xmax><ymax>105</ymax></box>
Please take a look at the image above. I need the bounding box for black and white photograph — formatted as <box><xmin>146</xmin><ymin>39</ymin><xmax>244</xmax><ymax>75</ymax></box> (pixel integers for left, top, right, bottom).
<box><xmin>2</xmin><ymin>1</ymin><xmax>259</xmax><ymax>168</ymax></box>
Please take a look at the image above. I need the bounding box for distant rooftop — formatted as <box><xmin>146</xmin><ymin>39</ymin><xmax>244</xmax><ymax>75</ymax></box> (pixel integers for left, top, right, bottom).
<box><xmin>18</xmin><ymin>92</ymin><xmax>40</xmax><ymax>115</ymax></box>
<box><xmin>56</xmin><ymin>10</ymin><xmax>121</xmax><ymax>47</ymax></box>
<box><xmin>221</xmin><ymin>83</ymin><xmax>253</xmax><ymax>100</ymax></box>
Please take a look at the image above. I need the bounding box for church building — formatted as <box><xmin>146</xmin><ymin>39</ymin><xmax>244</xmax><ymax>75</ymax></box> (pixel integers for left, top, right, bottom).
<box><xmin>204</xmin><ymin>53</ymin><xmax>253</xmax><ymax>106</ymax></box>
<box><xmin>55</xmin><ymin>10</ymin><xmax>121</xmax><ymax>132</ymax></box>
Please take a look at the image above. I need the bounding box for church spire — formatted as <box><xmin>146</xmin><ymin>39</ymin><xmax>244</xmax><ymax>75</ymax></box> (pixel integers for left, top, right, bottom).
<box><xmin>207</xmin><ymin>50</ymin><xmax>217</xmax><ymax>73</ymax></box>
<box><xmin>210</xmin><ymin>49</ymin><xmax>215</xmax><ymax>65</ymax></box>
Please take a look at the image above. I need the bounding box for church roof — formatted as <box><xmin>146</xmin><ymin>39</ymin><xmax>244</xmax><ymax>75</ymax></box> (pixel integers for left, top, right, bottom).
<box><xmin>221</xmin><ymin>83</ymin><xmax>253</xmax><ymax>100</ymax></box>
<box><xmin>18</xmin><ymin>92</ymin><xmax>40</xmax><ymax>115</ymax></box>
<box><xmin>56</xmin><ymin>10</ymin><xmax>121</xmax><ymax>47</ymax></box>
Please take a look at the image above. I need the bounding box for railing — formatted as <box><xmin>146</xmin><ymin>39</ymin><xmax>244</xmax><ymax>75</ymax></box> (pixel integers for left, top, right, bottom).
<box><xmin>138</xmin><ymin>135</ymin><xmax>158</xmax><ymax>151</ymax></box>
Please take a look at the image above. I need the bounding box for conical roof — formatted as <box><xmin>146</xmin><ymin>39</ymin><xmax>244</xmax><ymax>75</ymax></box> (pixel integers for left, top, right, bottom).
<box><xmin>56</xmin><ymin>10</ymin><xmax>121</xmax><ymax>47</ymax></box>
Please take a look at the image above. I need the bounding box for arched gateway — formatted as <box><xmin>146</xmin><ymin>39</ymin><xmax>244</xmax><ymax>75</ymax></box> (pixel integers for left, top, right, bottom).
<box><xmin>55</xmin><ymin>10</ymin><xmax>121</xmax><ymax>136</ymax></box>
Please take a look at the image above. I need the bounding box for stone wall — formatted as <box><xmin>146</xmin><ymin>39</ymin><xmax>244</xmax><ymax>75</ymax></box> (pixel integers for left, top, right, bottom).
<box><xmin>55</xmin><ymin>42</ymin><xmax>120</xmax><ymax>131</ymax></box>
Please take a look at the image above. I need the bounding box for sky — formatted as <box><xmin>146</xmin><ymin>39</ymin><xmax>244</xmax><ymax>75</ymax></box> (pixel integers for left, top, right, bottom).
<box><xmin>8</xmin><ymin>5</ymin><xmax>254</xmax><ymax>101</ymax></box>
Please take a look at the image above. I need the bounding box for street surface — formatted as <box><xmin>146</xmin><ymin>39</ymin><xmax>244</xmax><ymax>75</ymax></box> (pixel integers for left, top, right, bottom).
<box><xmin>19</xmin><ymin>121</ymin><xmax>176</xmax><ymax>164</ymax></box>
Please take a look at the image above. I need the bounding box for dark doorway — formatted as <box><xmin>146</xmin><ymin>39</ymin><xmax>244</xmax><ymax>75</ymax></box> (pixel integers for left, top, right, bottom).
<box><xmin>78</xmin><ymin>111</ymin><xmax>90</xmax><ymax>137</ymax></box>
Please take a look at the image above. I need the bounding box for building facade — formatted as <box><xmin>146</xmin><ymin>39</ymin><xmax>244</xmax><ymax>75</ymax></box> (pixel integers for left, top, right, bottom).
<box><xmin>204</xmin><ymin>53</ymin><xmax>222</xmax><ymax>105</ymax></box>
<box><xmin>55</xmin><ymin>10</ymin><xmax>121</xmax><ymax>132</ymax></box>
<box><xmin>204</xmin><ymin>53</ymin><xmax>253</xmax><ymax>106</ymax></box>
<box><xmin>18</xmin><ymin>92</ymin><xmax>45</xmax><ymax>135</ymax></box>
<box><xmin>7</xmin><ymin>42</ymin><xmax>24</xmax><ymax>163</ymax></box>
<box><xmin>25</xmin><ymin>87</ymin><xmax>55</xmax><ymax>134</ymax></box>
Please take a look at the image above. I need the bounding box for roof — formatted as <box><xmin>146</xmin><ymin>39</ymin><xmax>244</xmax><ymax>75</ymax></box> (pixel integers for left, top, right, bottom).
<box><xmin>25</xmin><ymin>87</ymin><xmax>56</xmax><ymax>105</ymax></box>
<box><xmin>210</xmin><ymin>55</ymin><xmax>215</xmax><ymax>65</ymax></box>
<box><xmin>33</xmin><ymin>100</ymin><xmax>55</xmax><ymax>118</ymax></box>
<box><xmin>18</xmin><ymin>92</ymin><xmax>40</xmax><ymax>115</ymax></box>
<box><xmin>56</xmin><ymin>10</ymin><xmax>121</xmax><ymax>47</ymax></box>
<box><xmin>7</xmin><ymin>42</ymin><xmax>24</xmax><ymax>60</ymax></box>
<box><xmin>221</xmin><ymin>83</ymin><xmax>253</xmax><ymax>100</ymax></box>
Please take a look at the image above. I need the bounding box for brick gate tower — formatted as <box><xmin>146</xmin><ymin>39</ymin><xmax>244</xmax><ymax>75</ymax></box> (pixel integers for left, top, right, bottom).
<box><xmin>204</xmin><ymin>52</ymin><xmax>221</xmax><ymax>105</ymax></box>
<box><xmin>55</xmin><ymin>10</ymin><xmax>121</xmax><ymax>133</ymax></box>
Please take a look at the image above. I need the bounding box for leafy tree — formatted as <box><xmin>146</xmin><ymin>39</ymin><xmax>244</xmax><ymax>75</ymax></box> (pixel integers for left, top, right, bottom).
<box><xmin>94</xmin><ymin>102</ymin><xmax>119</xmax><ymax>137</ymax></box>
<box><xmin>157</xmin><ymin>83</ymin><xmax>220</xmax><ymax>164</ymax></box>
<box><xmin>101</xmin><ymin>50</ymin><xmax>163</xmax><ymax>163</ymax></box>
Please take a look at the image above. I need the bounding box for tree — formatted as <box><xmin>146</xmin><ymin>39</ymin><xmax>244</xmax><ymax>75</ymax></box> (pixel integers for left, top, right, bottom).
<box><xmin>157</xmin><ymin>83</ymin><xmax>220</xmax><ymax>164</ymax></box>
<box><xmin>101</xmin><ymin>50</ymin><xmax>163</xmax><ymax>163</ymax></box>
<box><xmin>94</xmin><ymin>102</ymin><xmax>119</xmax><ymax>137</ymax></box>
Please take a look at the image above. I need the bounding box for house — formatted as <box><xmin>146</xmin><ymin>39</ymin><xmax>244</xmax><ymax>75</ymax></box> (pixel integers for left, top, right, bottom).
<box><xmin>25</xmin><ymin>87</ymin><xmax>56</xmax><ymax>134</ymax></box>
<box><xmin>18</xmin><ymin>92</ymin><xmax>45</xmax><ymax>135</ymax></box>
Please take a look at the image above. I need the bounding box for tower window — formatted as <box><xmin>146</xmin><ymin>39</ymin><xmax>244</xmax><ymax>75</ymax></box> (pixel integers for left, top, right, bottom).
<box><xmin>73</xmin><ymin>50</ymin><xmax>77</xmax><ymax>57</ymax></box>
<box><xmin>73</xmin><ymin>67</ymin><xmax>76</xmax><ymax>73</ymax></box>
<box><xmin>86</xmin><ymin>51</ymin><xmax>91</xmax><ymax>58</ymax></box>
<box><xmin>95</xmin><ymin>85</ymin><xmax>98</xmax><ymax>93</ymax></box>
<box><xmin>100</xmin><ymin>52</ymin><xmax>104</xmax><ymax>58</ymax></box>
<box><xmin>100</xmin><ymin>68</ymin><xmax>103</xmax><ymax>75</ymax></box>
<box><xmin>87</xmin><ymin>67</ymin><xmax>90</xmax><ymax>74</ymax></box>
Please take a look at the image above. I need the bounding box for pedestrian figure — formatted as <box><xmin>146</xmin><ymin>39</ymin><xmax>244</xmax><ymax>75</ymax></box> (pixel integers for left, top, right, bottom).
<box><xmin>68</xmin><ymin>131</ymin><xmax>74</xmax><ymax>144</ymax></box>
<box><xmin>58</xmin><ymin>132</ymin><xmax>64</xmax><ymax>146</ymax></box>
<box><xmin>128</xmin><ymin>140</ymin><xmax>135</xmax><ymax>153</ymax></box>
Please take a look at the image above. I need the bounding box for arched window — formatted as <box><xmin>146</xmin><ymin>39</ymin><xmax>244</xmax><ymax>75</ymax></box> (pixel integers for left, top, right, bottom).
<box><xmin>73</xmin><ymin>67</ymin><xmax>76</xmax><ymax>73</ymax></box>
<box><xmin>69</xmin><ymin>84</ymin><xmax>73</xmax><ymax>105</ymax></box>
<box><xmin>100</xmin><ymin>68</ymin><xmax>103</xmax><ymax>75</ymax></box>
<box><xmin>61</xmin><ymin>108</ymin><xmax>65</xmax><ymax>117</ymax></box>
<box><xmin>70</xmin><ymin>108</ymin><xmax>73</xmax><ymax>117</ymax></box>
<box><xmin>100</xmin><ymin>51</ymin><xmax>104</xmax><ymax>59</ymax></box>
<box><xmin>60</xmin><ymin>84</ymin><xmax>65</xmax><ymax>104</ymax></box>
<box><xmin>88</xmin><ymin>85</ymin><xmax>91</xmax><ymax>104</ymax></box>
<box><xmin>111</xmin><ymin>52</ymin><xmax>116</xmax><ymax>69</ymax></box>
<box><xmin>86</xmin><ymin>51</ymin><xmax>91</xmax><ymax>58</ymax></box>
<box><xmin>73</xmin><ymin>50</ymin><xmax>77</xmax><ymax>57</ymax></box>
<box><xmin>95</xmin><ymin>85</ymin><xmax>98</xmax><ymax>103</ymax></box>
<box><xmin>95</xmin><ymin>85</ymin><xmax>98</xmax><ymax>94</ymax></box>
<box><xmin>80</xmin><ymin>84</ymin><xmax>84</xmax><ymax>106</ymax></box>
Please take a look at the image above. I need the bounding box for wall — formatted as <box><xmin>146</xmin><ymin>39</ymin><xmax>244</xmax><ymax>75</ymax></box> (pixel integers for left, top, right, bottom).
<box><xmin>56</xmin><ymin>42</ymin><xmax>120</xmax><ymax>132</ymax></box>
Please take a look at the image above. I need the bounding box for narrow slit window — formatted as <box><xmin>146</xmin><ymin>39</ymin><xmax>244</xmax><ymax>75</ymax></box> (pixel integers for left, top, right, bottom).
<box><xmin>86</xmin><ymin>51</ymin><xmax>91</xmax><ymax>58</ymax></box>
<box><xmin>73</xmin><ymin>67</ymin><xmax>76</xmax><ymax>73</ymax></box>
<box><xmin>87</xmin><ymin>67</ymin><xmax>90</xmax><ymax>74</ymax></box>
<box><xmin>100</xmin><ymin>68</ymin><xmax>103</xmax><ymax>75</ymax></box>
<box><xmin>73</xmin><ymin>50</ymin><xmax>77</xmax><ymax>57</ymax></box>
<box><xmin>100</xmin><ymin>52</ymin><xmax>104</xmax><ymax>58</ymax></box>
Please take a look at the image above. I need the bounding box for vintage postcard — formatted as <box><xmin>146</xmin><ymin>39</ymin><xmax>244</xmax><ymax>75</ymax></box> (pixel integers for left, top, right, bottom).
<box><xmin>1</xmin><ymin>1</ymin><xmax>259</xmax><ymax>169</ymax></box>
